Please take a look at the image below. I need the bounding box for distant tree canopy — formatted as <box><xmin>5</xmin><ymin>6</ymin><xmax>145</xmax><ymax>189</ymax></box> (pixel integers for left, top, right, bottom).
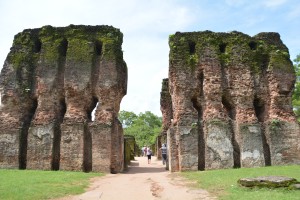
<box><xmin>118</xmin><ymin>111</ymin><xmax>162</xmax><ymax>148</ymax></box>
<box><xmin>292</xmin><ymin>54</ymin><xmax>300</xmax><ymax>122</ymax></box>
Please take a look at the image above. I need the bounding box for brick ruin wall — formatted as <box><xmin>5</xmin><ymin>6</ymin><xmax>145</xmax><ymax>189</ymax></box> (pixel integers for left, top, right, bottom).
<box><xmin>158</xmin><ymin>79</ymin><xmax>172</xmax><ymax>160</ymax></box>
<box><xmin>162</xmin><ymin>31</ymin><xmax>300</xmax><ymax>172</ymax></box>
<box><xmin>124</xmin><ymin>135</ymin><xmax>136</xmax><ymax>169</ymax></box>
<box><xmin>0</xmin><ymin>25</ymin><xmax>127</xmax><ymax>173</ymax></box>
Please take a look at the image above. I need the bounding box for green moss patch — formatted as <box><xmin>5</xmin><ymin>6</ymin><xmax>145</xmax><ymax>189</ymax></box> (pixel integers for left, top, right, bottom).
<box><xmin>169</xmin><ymin>31</ymin><xmax>294</xmax><ymax>75</ymax></box>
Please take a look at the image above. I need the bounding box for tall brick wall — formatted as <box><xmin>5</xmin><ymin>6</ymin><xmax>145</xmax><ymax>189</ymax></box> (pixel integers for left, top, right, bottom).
<box><xmin>0</xmin><ymin>25</ymin><xmax>127</xmax><ymax>173</ymax></box>
<box><xmin>163</xmin><ymin>31</ymin><xmax>300</xmax><ymax>171</ymax></box>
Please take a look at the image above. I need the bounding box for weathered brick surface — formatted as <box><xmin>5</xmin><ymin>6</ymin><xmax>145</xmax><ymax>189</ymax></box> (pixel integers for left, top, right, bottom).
<box><xmin>0</xmin><ymin>25</ymin><xmax>127</xmax><ymax>172</ymax></box>
<box><xmin>158</xmin><ymin>79</ymin><xmax>172</xmax><ymax>160</ymax></box>
<box><xmin>160</xmin><ymin>79</ymin><xmax>173</xmax><ymax>137</ymax></box>
<box><xmin>0</xmin><ymin>130</ymin><xmax>20</xmax><ymax>168</ymax></box>
<box><xmin>167</xmin><ymin>127</ymin><xmax>179</xmax><ymax>172</ymax></box>
<box><xmin>124</xmin><ymin>135</ymin><xmax>136</xmax><ymax>169</ymax></box>
<box><xmin>60</xmin><ymin>123</ymin><xmax>86</xmax><ymax>171</ymax></box>
<box><xmin>163</xmin><ymin>31</ymin><xmax>300</xmax><ymax>171</ymax></box>
<box><xmin>156</xmin><ymin>135</ymin><xmax>162</xmax><ymax>159</ymax></box>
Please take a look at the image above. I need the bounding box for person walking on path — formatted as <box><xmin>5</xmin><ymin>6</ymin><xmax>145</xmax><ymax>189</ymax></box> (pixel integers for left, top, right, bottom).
<box><xmin>143</xmin><ymin>146</ymin><xmax>147</xmax><ymax>157</ymax></box>
<box><xmin>146</xmin><ymin>147</ymin><xmax>152</xmax><ymax>164</ymax></box>
<box><xmin>141</xmin><ymin>146</ymin><xmax>145</xmax><ymax>157</ymax></box>
<box><xmin>160</xmin><ymin>143</ymin><xmax>167</xmax><ymax>165</ymax></box>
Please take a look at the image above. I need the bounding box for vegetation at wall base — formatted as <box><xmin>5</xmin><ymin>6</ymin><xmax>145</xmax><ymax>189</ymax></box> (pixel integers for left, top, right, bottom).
<box><xmin>0</xmin><ymin>169</ymin><xmax>103</xmax><ymax>200</ymax></box>
<box><xmin>182</xmin><ymin>165</ymin><xmax>300</xmax><ymax>200</ymax></box>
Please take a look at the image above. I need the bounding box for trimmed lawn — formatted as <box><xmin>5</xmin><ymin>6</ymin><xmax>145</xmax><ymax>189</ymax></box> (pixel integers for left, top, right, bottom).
<box><xmin>0</xmin><ymin>169</ymin><xmax>104</xmax><ymax>200</ymax></box>
<box><xmin>182</xmin><ymin>165</ymin><xmax>300</xmax><ymax>200</ymax></box>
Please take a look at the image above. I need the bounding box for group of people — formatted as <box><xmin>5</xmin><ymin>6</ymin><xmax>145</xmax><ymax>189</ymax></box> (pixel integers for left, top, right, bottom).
<box><xmin>141</xmin><ymin>146</ymin><xmax>153</xmax><ymax>164</ymax></box>
<box><xmin>141</xmin><ymin>144</ymin><xmax>167</xmax><ymax>165</ymax></box>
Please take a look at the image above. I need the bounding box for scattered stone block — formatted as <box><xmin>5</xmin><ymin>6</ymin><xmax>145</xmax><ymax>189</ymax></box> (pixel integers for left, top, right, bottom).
<box><xmin>238</xmin><ymin>176</ymin><xmax>298</xmax><ymax>188</ymax></box>
<box><xmin>291</xmin><ymin>183</ymin><xmax>300</xmax><ymax>190</ymax></box>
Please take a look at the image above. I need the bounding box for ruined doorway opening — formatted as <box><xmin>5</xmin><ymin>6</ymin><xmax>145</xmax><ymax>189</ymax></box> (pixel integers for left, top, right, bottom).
<box><xmin>34</xmin><ymin>39</ymin><xmax>42</xmax><ymax>53</ymax></box>
<box><xmin>191</xmin><ymin>97</ymin><xmax>205</xmax><ymax>170</ymax></box>
<box><xmin>191</xmin><ymin>71</ymin><xmax>205</xmax><ymax>170</ymax></box>
<box><xmin>51</xmin><ymin>98</ymin><xmax>67</xmax><ymax>170</ymax></box>
<box><xmin>19</xmin><ymin>98</ymin><xmax>38</xmax><ymax>169</ymax></box>
<box><xmin>189</xmin><ymin>41</ymin><xmax>196</xmax><ymax>54</ymax></box>
<box><xmin>249</xmin><ymin>41</ymin><xmax>257</xmax><ymax>50</ymax></box>
<box><xmin>59</xmin><ymin>99</ymin><xmax>67</xmax><ymax>122</ymax></box>
<box><xmin>51</xmin><ymin>39</ymin><xmax>68</xmax><ymax>171</ymax></box>
<box><xmin>82</xmin><ymin>97</ymin><xmax>98</xmax><ymax>172</ymax></box>
<box><xmin>83</xmin><ymin>123</ymin><xmax>92</xmax><ymax>172</ymax></box>
<box><xmin>87</xmin><ymin>96</ymin><xmax>99</xmax><ymax>121</ymax></box>
<box><xmin>222</xmin><ymin>95</ymin><xmax>241</xmax><ymax>168</ymax></box>
<box><xmin>94</xmin><ymin>40</ymin><xmax>102</xmax><ymax>56</ymax></box>
<box><xmin>253</xmin><ymin>97</ymin><xmax>271</xmax><ymax>166</ymax></box>
<box><xmin>91</xmin><ymin>102</ymin><xmax>99</xmax><ymax>121</ymax></box>
<box><xmin>219</xmin><ymin>43</ymin><xmax>227</xmax><ymax>53</ymax></box>
<box><xmin>59</xmin><ymin>38</ymin><xmax>68</xmax><ymax>57</ymax></box>
<box><xmin>253</xmin><ymin>98</ymin><xmax>265</xmax><ymax>122</ymax></box>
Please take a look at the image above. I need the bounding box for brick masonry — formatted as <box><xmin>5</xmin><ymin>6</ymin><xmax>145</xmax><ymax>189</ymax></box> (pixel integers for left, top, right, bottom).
<box><xmin>0</xmin><ymin>25</ymin><xmax>127</xmax><ymax>173</ymax></box>
<box><xmin>162</xmin><ymin>31</ymin><xmax>300</xmax><ymax>171</ymax></box>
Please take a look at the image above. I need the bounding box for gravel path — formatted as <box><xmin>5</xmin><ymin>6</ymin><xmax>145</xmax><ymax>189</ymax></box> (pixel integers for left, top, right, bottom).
<box><xmin>56</xmin><ymin>156</ymin><xmax>216</xmax><ymax>200</ymax></box>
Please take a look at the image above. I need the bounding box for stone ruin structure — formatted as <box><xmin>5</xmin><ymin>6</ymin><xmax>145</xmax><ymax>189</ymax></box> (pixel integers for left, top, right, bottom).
<box><xmin>124</xmin><ymin>135</ymin><xmax>136</xmax><ymax>169</ymax></box>
<box><xmin>0</xmin><ymin>25</ymin><xmax>127</xmax><ymax>173</ymax></box>
<box><xmin>161</xmin><ymin>31</ymin><xmax>300</xmax><ymax>172</ymax></box>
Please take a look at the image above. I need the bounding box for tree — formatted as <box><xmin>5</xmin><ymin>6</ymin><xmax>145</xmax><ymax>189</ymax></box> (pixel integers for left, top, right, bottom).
<box><xmin>118</xmin><ymin>111</ymin><xmax>162</xmax><ymax>148</ymax></box>
<box><xmin>118</xmin><ymin>110</ymin><xmax>137</xmax><ymax>127</ymax></box>
<box><xmin>292</xmin><ymin>54</ymin><xmax>300</xmax><ymax>122</ymax></box>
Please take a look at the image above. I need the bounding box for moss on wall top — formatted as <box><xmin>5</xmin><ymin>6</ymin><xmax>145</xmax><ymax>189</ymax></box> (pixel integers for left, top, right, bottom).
<box><xmin>161</xmin><ymin>78</ymin><xmax>169</xmax><ymax>92</ymax></box>
<box><xmin>160</xmin><ymin>78</ymin><xmax>171</xmax><ymax>103</ymax></box>
<box><xmin>169</xmin><ymin>30</ymin><xmax>293</xmax><ymax>74</ymax></box>
<box><xmin>7</xmin><ymin>25</ymin><xmax>124</xmax><ymax>68</ymax></box>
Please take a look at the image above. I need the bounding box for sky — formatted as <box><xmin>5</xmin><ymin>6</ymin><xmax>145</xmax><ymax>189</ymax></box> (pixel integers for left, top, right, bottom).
<box><xmin>0</xmin><ymin>0</ymin><xmax>299</xmax><ymax>116</ymax></box>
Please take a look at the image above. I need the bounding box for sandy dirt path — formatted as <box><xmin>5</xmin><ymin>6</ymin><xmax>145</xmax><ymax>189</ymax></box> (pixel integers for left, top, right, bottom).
<box><xmin>56</xmin><ymin>156</ymin><xmax>216</xmax><ymax>200</ymax></box>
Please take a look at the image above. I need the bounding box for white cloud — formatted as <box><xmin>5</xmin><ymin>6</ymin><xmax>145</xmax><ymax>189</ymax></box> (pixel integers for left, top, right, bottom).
<box><xmin>263</xmin><ymin>0</ymin><xmax>288</xmax><ymax>7</ymax></box>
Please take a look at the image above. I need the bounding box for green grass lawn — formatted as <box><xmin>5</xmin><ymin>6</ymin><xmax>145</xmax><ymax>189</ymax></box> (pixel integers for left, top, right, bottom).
<box><xmin>0</xmin><ymin>169</ymin><xmax>104</xmax><ymax>200</ymax></box>
<box><xmin>182</xmin><ymin>165</ymin><xmax>300</xmax><ymax>200</ymax></box>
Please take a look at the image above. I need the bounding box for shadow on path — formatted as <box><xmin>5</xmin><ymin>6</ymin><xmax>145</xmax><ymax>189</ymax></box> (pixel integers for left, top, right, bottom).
<box><xmin>55</xmin><ymin>156</ymin><xmax>217</xmax><ymax>200</ymax></box>
<box><xmin>124</xmin><ymin>156</ymin><xmax>167</xmax><ymax>174</ymax></box>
